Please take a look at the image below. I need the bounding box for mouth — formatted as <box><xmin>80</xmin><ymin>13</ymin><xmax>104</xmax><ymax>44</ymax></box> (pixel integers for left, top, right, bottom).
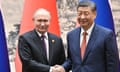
<box><xmin>40</xmin><ymin>26</ymin><xmax>45</xmax><ymax>29</ymax></box>
<box><xmin>38</xmin><ymin>25</ymin><xmax>47</xmax><ymax>29</ymax></box>
<box><xmin>78</xmin><ymin>19</ymin><xmax>88</xmax><ymax>24</ymax></box>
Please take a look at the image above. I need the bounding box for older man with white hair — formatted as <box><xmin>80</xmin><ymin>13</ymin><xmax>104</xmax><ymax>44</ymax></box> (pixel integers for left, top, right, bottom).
<box><xmin>18</xmin><ymin>8</ymin><xmax>65</xmax><ymax>72</ymax></box>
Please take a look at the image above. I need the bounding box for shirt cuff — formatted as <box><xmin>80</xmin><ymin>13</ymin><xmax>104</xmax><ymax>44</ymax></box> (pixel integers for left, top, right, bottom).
<box><xmin>49</xmin><ymin>67</ymin><xmax>54</xmax><ymax>72</ymax></box>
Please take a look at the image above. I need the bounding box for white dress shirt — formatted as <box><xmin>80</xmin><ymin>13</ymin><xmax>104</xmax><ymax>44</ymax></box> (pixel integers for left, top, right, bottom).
<box><xmin>37</xmin><ymin>31</ymin><xmax>56</xmax><ymax>72</ymax></box>
<box><xmin>36</xmin><ymin>31</ymin><xmax>49</xmax><ymax>61</ymax></box>
<box><xmin>80</xmin><ymin>23</ymin><xmax>95</xmax><ymax>47</ymax></box>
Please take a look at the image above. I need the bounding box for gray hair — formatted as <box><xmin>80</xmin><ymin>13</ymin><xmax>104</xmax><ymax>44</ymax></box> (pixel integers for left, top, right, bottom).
<box><xmin>33</xmin><ymin>8</ymin><xmax>51</xmax><ymax>19</ymax></box>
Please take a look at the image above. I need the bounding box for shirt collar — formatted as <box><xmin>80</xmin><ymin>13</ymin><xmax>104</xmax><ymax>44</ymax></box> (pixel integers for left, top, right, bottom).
<box><xmin>81</xmin><ymin>22</ymin><xmax>95</xmax><ymax>35</ymax></box>
<box><xmin>36</xmin><ymin>31</ymin><xmax>48</xmax><ymax>39</ymax></box>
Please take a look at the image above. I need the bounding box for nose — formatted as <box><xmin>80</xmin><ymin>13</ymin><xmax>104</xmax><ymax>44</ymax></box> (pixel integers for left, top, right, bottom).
<box><xmin>41</xmin><ymin>22</ymin><xmax>45</xmax><ymax>26</ymax></box>
<box><xmin>81</xmin><ymin>14</ymin><xmax>85</xmax><ymax>19</ymax></box>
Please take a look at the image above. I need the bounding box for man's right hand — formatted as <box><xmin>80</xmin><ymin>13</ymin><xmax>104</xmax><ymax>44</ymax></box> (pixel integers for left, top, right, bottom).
<box><xmin>51</xmin><ymin>65</ymin><xmax>65</xmax><ymax>72</ymax></box>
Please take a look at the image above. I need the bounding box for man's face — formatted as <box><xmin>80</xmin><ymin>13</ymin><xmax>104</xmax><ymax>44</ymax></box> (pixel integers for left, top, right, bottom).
<box><xmin>33</xmin><ymin>14</ymin><xmax>50</xmax><ymax>34</ymax></box>
<box><xmin>77</xmin><ymin>7</ymin><xmax>96</xmax><ymax>29</ymax></box>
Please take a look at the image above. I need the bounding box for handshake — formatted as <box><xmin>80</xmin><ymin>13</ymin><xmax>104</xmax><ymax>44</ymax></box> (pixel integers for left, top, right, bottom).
<box><xmin>50</xmin><ymin>65</ymin><xmax>65</xmax><ymax>72</ymax></box>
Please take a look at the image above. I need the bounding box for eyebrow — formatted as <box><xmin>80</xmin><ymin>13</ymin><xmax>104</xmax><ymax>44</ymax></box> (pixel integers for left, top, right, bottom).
<box><xmin>37</xmin><ymin>19</ymin><xmax>49</xmax><ymax>22</ymax></box>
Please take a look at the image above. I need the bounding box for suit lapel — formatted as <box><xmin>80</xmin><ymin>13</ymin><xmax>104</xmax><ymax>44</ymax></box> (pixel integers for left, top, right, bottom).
<box><xmin>48</xmin><ymin>33</ymin><xmax>54</xmax><ymax>64</ymax></box>
<box><xmin>72</xmin><ymin>27</ymin><xmax>82</xmax><ymax>61</ymax></box>
<box><xmin>83</xmin><ymin>25</ymin><xmax>98</xmax><ymax>61</ymax></box>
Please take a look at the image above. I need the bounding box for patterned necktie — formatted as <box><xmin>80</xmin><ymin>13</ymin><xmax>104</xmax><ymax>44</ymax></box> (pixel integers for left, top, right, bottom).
<box><xmin>81</xmin><ymin>32</ymin><xmax>87</xmax><ymax>59</ymax></box>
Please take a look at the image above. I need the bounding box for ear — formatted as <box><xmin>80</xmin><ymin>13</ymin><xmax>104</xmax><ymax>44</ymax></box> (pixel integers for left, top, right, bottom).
<box><xmin>32</xmin><ymin>18</ymin><xmax>34</xmax><ymax>21</ymax></box>
<box><xmin>76</xmin><ymin>17</ymin><xmax>80</xmax><ymax>27</ymax></box>
<box><xmin>93</xmin><ymin>11</ymin><xmax>97</xmax><ymax>19</ymax></box>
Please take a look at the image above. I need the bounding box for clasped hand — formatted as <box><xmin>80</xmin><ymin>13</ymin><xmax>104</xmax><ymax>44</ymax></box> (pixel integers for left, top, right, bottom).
<box><xmin>51</xmin><ymin>65</ymin><xmax>65</xmax><ymax>72</ymax></box>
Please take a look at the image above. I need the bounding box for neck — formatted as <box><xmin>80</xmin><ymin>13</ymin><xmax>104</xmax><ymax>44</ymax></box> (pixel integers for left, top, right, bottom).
<box><xmin>82</xmin><ymin>23</ymin><xmax>93</xmax><ymax>31</ymax></box>
<box><xmin>82</xmin><ymin>26</ymin><xmax>89</xmax><ymax>31</ymax></box>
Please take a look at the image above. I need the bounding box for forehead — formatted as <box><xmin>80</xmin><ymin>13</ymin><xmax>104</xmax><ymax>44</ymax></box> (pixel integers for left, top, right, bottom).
<box><xmin>77</xmin><ymin>7</ymin><xmax>92</xmax><ymax>12</ymax></box>
<box><xmin>33</xmin><ymin>9</ymin><xmax>50</xmax><ymax>19</ymax></box>
<box><xmin>35</xmin><ymin>14</ymin><xmax>49</xmax><ymax>19</ymax></box>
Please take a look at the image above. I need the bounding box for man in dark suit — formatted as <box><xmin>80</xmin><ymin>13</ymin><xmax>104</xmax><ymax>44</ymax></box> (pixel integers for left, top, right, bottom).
<box><xmin>18</xmin><ymin>8</ymin><xmax>65</xmax><ymax>72</ymax></box>
<box><xmin>54</xmin><ymin>1</ymin><xmax>119</xmax><ymax>72</ymax></box>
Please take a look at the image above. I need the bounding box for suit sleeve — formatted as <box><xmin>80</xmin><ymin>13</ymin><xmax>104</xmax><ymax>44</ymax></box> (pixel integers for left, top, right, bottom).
<box><xmin>59</xmin><ymin>38</ymin><xmax>66</xmax><ymax>64</ymax></box>
<box><xmin>62</xmin><ymin>33</ymin><xmax>72</xmax><ymax>72</ymax></box>
<box><xmin>18</xmin><ymin>36</ymin><xmax>50</xmax><ymax>72</ymax></box>
<box><xmin>105</xmin><ymin>31</ymin><xmax>119</xmax><ymax>72</ymax></box>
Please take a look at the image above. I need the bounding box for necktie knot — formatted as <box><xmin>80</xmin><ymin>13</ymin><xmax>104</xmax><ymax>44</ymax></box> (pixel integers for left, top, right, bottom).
<box><xmin>83</xmin><ymin>32</ymin><xmax>88</xmax><ymax>36</ymax></box>
<box><xmin>41</xmin><ymin>35</ymin><xmax>45</xmax><ymax>40</ymax></box>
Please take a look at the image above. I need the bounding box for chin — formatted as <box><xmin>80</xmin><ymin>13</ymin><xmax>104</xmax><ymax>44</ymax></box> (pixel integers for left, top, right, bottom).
<box><xmin>37</xmin><ymin>29</ymin><xmax>45</xmax><ymax>33</ymax></box>
<box><xmin>80</xmin><ymin>24</ymin><xmax>87</xmax><ymax>26</ymax></box>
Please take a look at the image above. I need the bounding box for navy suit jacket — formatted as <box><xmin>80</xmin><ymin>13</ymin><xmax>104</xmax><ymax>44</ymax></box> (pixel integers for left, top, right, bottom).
<box><xmin>18</xmin><ymin>29</ymin><xmax>65</xmax><ymax>72</ymax></box>
<box><xmin>63</xmin><ymin>24</ymin><xmax>119</xmax><ymax>72</ymax></box>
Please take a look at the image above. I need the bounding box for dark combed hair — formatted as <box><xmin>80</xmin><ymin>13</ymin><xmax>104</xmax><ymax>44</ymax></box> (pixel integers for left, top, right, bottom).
<box><xmin>77</xmin><ymin>1</ymin><xmax>96</xmax><ymax>12</ymax></box>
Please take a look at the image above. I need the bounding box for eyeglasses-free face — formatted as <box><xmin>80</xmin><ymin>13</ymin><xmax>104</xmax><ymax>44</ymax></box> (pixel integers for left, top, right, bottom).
<box><xmin>33</xmin><ymin>14</ymin><xmax>50</xmax><ymax>34</ymax></box>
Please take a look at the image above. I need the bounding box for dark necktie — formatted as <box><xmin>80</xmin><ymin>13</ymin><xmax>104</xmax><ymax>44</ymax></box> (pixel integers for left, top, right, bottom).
<box><xmin>81</xmin><ymin>32</ymin><xmax>87</xmax><ymax>59</ymax></box>
<box><xmin>41</xmin><ymin>35</ymin><xmax>46</xmax><ymax>55</ymax></box>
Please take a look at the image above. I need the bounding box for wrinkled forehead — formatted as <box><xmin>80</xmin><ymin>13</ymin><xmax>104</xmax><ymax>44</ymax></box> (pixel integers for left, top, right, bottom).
<box><xmin>35</xmin><ymin>14</ymin><xmax>50</xmax><ymax>20</ymax></box>
<box><xmin>33</xmin><ymin>8</ymin><xmax>51</xmax><ymax>19</ymax></box>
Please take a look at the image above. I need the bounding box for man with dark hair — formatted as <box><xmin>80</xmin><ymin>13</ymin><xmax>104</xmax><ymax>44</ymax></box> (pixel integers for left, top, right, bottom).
<box><xmin>54</xmin><ymin>1</ymin><xmax>119</xmax><ymax>72</ymax></box>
